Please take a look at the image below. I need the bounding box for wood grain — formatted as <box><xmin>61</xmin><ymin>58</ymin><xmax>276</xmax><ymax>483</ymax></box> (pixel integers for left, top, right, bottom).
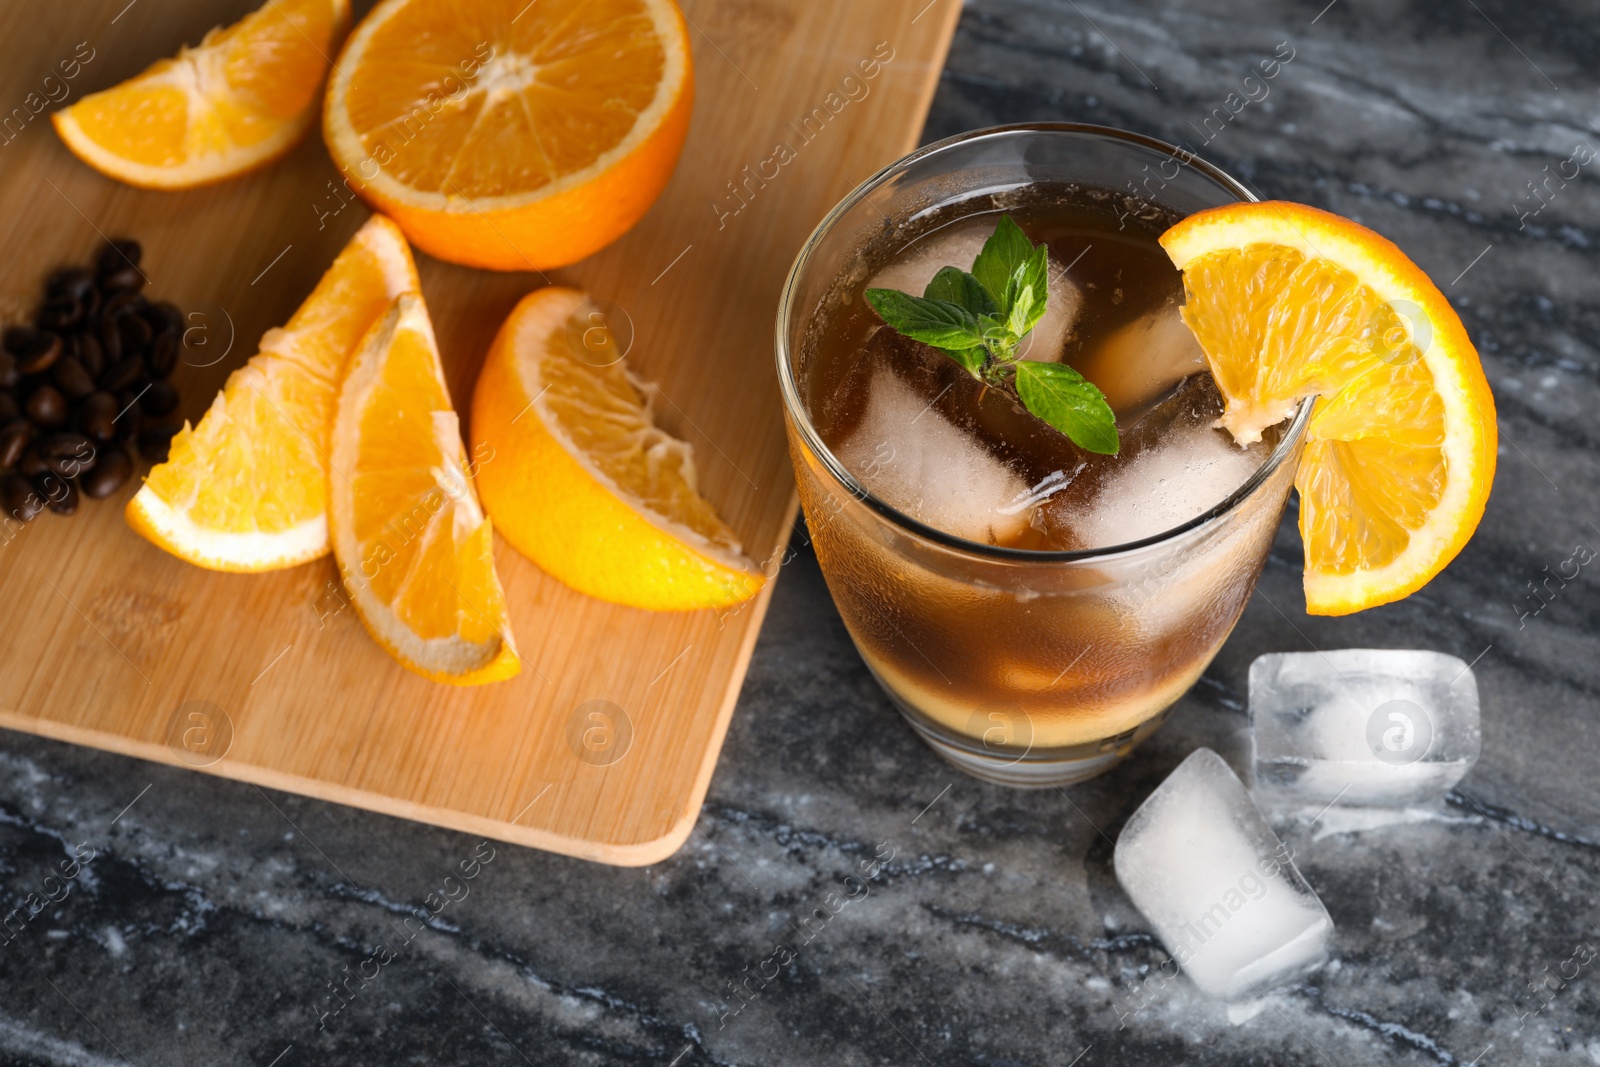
<box><xmin>0</xmin><ymin>0</ymin><xmax>961</xmax><ymax>864</ymax></box>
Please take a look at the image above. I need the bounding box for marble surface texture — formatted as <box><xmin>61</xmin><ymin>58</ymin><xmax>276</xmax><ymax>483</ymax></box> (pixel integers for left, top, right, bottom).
<box><xmin>3</xmin><ymin>0</ymin><xmax>1599</xmax><ymax>1064</ymax></box>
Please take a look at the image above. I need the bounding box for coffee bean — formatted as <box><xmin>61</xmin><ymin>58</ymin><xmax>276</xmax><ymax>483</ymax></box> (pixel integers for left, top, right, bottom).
<box><xmin>145</xmin><ymin>301</ymin><xmax>183</xmax><ymax>337</ymax></box>
<box><xmin>99</xmin><ymin>266</ymin><xmax>144</xmax><ymax>294</ymax></box>
<box><xmin>149</xmin><ymin>332</ymin><xmax>178</xmax><ymax>377</ymax></box>
<box><xmin>25</xmin><ymin>384</ymin><xmax>68</xmax><ymax>428</ymax></box>
<box><xmin>2</xmin><ymin>326</ymin><xmax>37</xmax><ymax>355</ymax></box>
<box><xmin>97</xmin><ymin>316</ymin><xmax>122</xmax><ymax>363</ymax></box>
<box><xmin>48</xmin><ymin>430</ymin><xmax>94</xmax><ymax>455</ymax></box>
<box><xmin>44</xmin><ymin>449</ymin><xmax>93</xmax><ymax>479</ymax></box>
<box><xmin>114</xmin><ymin>387</ymin><xmax>143</xmax><ymax>426</ymax></box>
<box><xmin>38</xmin><ymin>430</ymin><xmax>91</xmax><ymax>452</ymax></box>
<box><xmin>79</xmin><ymin>392</ymin><xmax>118</xmax><ymax>441</ymax></box>
<box><xmin>142</xmin><ymin>378</ymin><xmax>179</xmax><ymax>417</ymax></box>
<box><xmin>36</xmin><ymin>297</ymin><xmax>81</xmax><ymax>332</ymax></box>
<box><xmin>0</xmin><ymin>419</ymin><xmax>30</xmax><ymax>469</ymax></box>
<box><xmin>38</xmin><ymin>432</ymin><xmax>96</xmax><ymax>477</ymax></box>
<box><xmin>73</xmin><ymin>332</ymin><xmax>103</xmax><ymax>377</ymax></box>
<box><xmin>51</xmin><ymin>356</ymin><xmax>95</xmax><ymax>400</ymax></box>
<box><xmin>36</xmin><ymin>473</ymin><xmax>76</xmax><ymax>515</ymax></box>
<box><xmin>138</xmin><ymin>422</ymin><xmax>178</xmax><ymax>462</ymax></box>
<box><xmin>101</xmin><ymin>289</ymin><xmax>143</xmax><ymax>318</ymax></box>
<box><xmin>1</xmin><ymin>235</ymin><xmax>185</xmax><ymax>518</ymax></box>
<box><xmin>16</xmin><ymin>445</ymin><xmax>46</xmax><ymax>478</ymax></box>
<box><xmin>118</xmin><ymin>313</ymin><xmax>152</xmax><ymax>355</ymax></box>
<box><xmin>82</xmin><ymin>448</ymin><xmax>131</xmax><ymax>499</ymax></box>
<box><xmin>50</xmin><ymin>478</ymin><xmax>80</xmax><ymax>514</ymax></box>
<box><xmin>48</xmin><ymin>266</ymin><xmax>96</xmax><ymax>302</ymax></box>
<box><xmin>1</xmin><ymin>473</ymin><xmax>41</xmax><ymax>522</ymax></box>
<box><xmin>98</xmin><ymin>354</ymin><xmax>143</xmax><ymax>392</ymax></box>
<box><xmin>15</xmin><ymin>331</ymin><xmax>62</xmax><ymax>375</ymax></box>
<box><xmin>97</xmin><ymin>238</ymin><xmax>141</xmax><ymax>275</ymax></box>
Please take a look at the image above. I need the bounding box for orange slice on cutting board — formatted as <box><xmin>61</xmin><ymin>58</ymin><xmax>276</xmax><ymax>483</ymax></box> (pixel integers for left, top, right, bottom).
<box><xmin>128</xmin><ymin>214</ymin><xmax>418</xmax><ymax>571</ymax></box>
<box><xmin>1161</xmin><ymin>201</ymin><xmax>1497</xmax><ymax>616</ymax></box>
<box><xmin>330</xmin><ymin>293</ymin><xmax>518</xmax><ymax>684</ymax></box>
<box><xmin>471</xmin><ymin>287</ymin><xmax>764</xmax><ymax>611</ymax></box>
<box><xmin>54</xmin><ymin>0</ymin><xmax>349</xmax><ymax>189</ymax></box>
<box><xmin>323</xmin><ymin>0</ymin><xmax>693</xmax><ymax>270</ymax></box>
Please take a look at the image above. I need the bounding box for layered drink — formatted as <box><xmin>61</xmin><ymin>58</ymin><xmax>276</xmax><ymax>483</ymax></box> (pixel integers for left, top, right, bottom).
<box><xmin>778</xmin><ymin>126</ymin><xmax>1308</xmax><ymax>785</ymax></box>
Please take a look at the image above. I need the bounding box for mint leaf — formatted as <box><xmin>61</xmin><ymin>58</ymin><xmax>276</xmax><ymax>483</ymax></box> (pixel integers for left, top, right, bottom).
<box><xmin>1014</xmin><ymin>361</ymin><xmax>1120</xmax><ymax>455</ymax></box>
<box><xmin>971</xmin><ymin>214</ymin><xmax>1036</xmax><ymax>313</ymax></box>
<box><xmin>1016</xmin><ymin>244</ymin><xmax>1050</xmax><ymax>334</ymax></box>
<box><xmin>1005</xmin><ymin>282</ymin><xmax>1037</xmax><ymax>340</ymax></box>
<box><xmin>979</xmin><ymin>313</ymin><xmax>1015</xmax><ymax>345</ymax></box>
<box><xmin>863</xmin><ymin>213</ymin><xmax>1119</xmax><ymax>455</ymax></box>
<box><xmin>864</xmin><ymin>289</ymin><xmax>985</xmax><ymax>352</ymax></box>
<box><xmin>924</xmin><ymin>266</ymin><xmax>996</xmax><ymax>317</ymax></box>
<box><xmin>945</xmin><ymin>346</ymin><xmax>987</xmax><ymax>374</ymax></box>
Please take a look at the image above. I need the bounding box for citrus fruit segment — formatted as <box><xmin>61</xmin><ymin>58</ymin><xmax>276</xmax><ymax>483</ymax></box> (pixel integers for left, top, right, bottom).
<box><xmin>471</xmin><ymin>287</ymin><xmax>764</xmax><ymax>611</ymax></box>
<box><xmin>323</xmin><ymin>0</ymin><xmax>693</xmax><ymax>270</ymax></box>
<box><xmin>53</xmin><ymin>0</ymin><xmax>349</xmax><ymax>189</ymax></box>
<box><xmin>1160</xmin><ymin>201</ymin><xmax>1497</xmax><ymax>616</ymax></box>
<box><xmin>127</xmin><ymin>214</ymin><xmax>418</xmax><ymax>571</ymax></box>
<box><xmin>330</xmin><ymin>294</ymin><xmax>518</xmax><ymax>684</ymax></box>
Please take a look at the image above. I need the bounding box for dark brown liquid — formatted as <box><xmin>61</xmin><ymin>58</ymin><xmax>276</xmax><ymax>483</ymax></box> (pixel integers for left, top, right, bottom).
<box><xmin>800</xmin><ymin>183</ymin><xmax>1277</xmax><ymax>552</ymax></box>
<box><xmin>804</xmin><ymin>186</ymin><xmax>1187</xmax><ymax>426</ymax></box>
<box><xmin>788</xmin><ymin>182</ymin><xmax>1298</xmax><ymax>753</ymax></box>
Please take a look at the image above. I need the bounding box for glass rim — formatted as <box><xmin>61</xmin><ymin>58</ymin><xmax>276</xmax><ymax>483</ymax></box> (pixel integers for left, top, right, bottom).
<box><xmin>774</xmin><ymin>121</ymin><xmax>1313</xmax><ymax>564</ymax></box>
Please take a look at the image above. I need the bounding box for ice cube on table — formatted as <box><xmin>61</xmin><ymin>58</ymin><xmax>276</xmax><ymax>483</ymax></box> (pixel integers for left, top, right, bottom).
<box><xmin>1249</xmin><ymin>649</ymin><xmax>1481</xmax><ymax>808</ymax></box>
<box><xmin>867</xmin><ymin>219</ymin><xmax>1082</xmax><ymax>363</ymax></box>
<box><xmin>835</xmin><ymin>366</ymin><xmax>1031</xmax><ymax>544</ymax></box>
<box><xmin>1114</xmin><ymin>748</ymin><xmax>1334</xmax><ymax>1003</ymax></box>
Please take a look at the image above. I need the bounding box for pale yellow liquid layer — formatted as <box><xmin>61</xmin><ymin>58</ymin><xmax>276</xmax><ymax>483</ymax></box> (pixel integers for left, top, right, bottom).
<box><xmin>860</xmin><ymin>641</ymin><xmax>1215</xmax><ymax>750</ymax></box>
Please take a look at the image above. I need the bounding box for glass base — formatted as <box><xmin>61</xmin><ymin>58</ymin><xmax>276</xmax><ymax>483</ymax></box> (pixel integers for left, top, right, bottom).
<box><xmin>871</xmin><ymin>673</ymin><xmax>1175</xmax><ymax>788</ymax></box>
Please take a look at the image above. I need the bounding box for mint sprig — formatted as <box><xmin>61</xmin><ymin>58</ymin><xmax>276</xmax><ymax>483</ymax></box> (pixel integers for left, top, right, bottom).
<box><xmin>865</xmin><ymin>214</ymin><xmax>1119</xmax><ymax>455</ymax></box>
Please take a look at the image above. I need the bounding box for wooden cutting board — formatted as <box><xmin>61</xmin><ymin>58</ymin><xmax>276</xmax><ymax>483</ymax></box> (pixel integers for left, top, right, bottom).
<box><xmin>0</xmin><ymin>0</ymin><xmax>960</xmax><ymax>865</ymax></box>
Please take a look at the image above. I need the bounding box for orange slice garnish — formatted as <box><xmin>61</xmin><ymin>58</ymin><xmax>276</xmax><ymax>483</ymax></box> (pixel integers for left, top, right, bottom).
<box><xmin>1161</xmin><ymin>201</ymin><xmax>1497</xmax><ymax>616</ymax></box>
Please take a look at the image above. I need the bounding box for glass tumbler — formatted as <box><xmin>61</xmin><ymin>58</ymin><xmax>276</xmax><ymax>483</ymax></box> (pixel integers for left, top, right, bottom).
<box><xmin>776</xmin><ymin>124</ymin><xmax>1310</xmax><ymax>787</ymax></box>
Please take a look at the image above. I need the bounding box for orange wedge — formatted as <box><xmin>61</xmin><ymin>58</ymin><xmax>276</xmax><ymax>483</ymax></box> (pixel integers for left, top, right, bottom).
<box><xmin>331</xmin><ymin>294</ymin><xmax>518</xmax><ymax>684</ymax></box>
<box><xmin>471</xmin><ymin>287</ymin><xmax>763</xmax><ymax>611</ymax></box>
<box><xmin>128</xmin><ymin>215</ymin><xmax>418</xmax><ymax>571</ymax></box>
<box><xmin>1160</xmin><ymin>201</ymin><xmax>1497</xmax><ymax>616</ymax></box>
<box><xmin>53</xmin><ymin>0</ymin><xmax>349</xmax><ymax>189</ymax></box>
<box><xmin>323</xmin><ymin>0</ymin><xmax>693</xmax><ymax>270</ymax></box>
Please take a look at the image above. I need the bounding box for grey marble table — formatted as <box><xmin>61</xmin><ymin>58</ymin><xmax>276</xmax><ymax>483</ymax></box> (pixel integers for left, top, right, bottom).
<box><xmin>3</xmin><ymin>0</ymin><xmax>1598</xmax><ymax>1064</ymax></box>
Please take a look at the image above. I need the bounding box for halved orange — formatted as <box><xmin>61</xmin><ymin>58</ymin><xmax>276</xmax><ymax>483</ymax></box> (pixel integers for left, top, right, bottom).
<box><xmin>1161</xmin><ymin>202</ymin><xmax>1497</xmax><ymax>616</ymax></box>
<box><xmin>471</xmin><ymin>287</ymin><xmax>764</xmax><ymax>611</ymax></box>
<box><xmin>323</xmin><ymin>0</ymin><xmax>693</xmax><ymax>271</ymax></box>
<box><xmin>54</xmin><ymin>0</ymin><xmax>349</xmax><ymax>189</ymax></box>
<box><xmin>331</xmin><ymin>294</ymin><xmax>518</xmax><ymax>684</ymax></box>
<box><xmin>128</xmin><ymin>215</ymin><xmax>418</xmax><ymax>571</ymax></box>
